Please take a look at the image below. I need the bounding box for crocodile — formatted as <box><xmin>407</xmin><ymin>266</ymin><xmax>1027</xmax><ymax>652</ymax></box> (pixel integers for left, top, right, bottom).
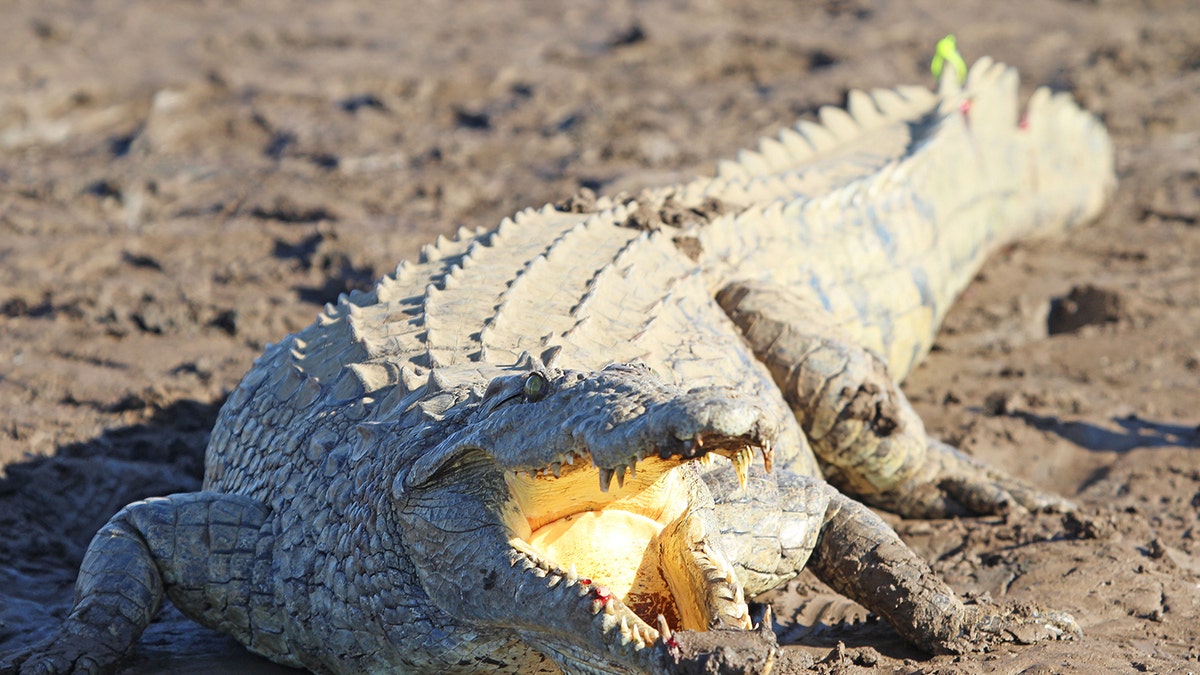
<box><xmin>2</xmin><ymin>57</ymin><xmax>1113</xmax><ymax>675</ymax></box>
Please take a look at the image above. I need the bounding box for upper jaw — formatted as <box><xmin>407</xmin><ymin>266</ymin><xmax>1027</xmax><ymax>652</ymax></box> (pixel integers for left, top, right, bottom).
<box><xmin>403</xmin><ymin>362</ymin><xmax>780</xmax><ymax>494</ymax></box>
<box><xmin>505</xmin><ymin>428</ymin><xmax>774</xmax><ymax>494</ymax></box>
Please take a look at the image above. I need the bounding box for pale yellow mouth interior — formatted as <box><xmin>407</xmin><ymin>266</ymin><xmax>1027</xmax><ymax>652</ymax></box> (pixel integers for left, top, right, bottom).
<box><xmin>529</xmin><ymin>509</ymin><xmax>680</xmax><ymax>626</ymax></box>
<box><xmin>502</xmin><ymin>457</ymin><xmax>700</xmax><ymax>630</ymax></box>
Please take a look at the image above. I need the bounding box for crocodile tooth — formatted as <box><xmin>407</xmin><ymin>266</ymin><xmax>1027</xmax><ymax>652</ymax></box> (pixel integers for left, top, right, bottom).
<box><xmin>735</xmin><ymin>613</ymin><xmax>751</xmax><ymax>630</ymax></box>
<box><xmin>615</xmin><ymin>465</ymin><xmax>627</xmax><ymax>489</ymax></box>
<box><xmin>656</xmin><ymin>614</ymin><xmax>672</xmax><ymax>641</ymax></box>
<box><xmin>757</xmin><ymin>605</ymin><xmax>774</xmax><ymax>633</ymax></box>
<box><xmin>761</xmin><ymin>440</ymin><xmax>774</xmax><ymax>472</ymax></box>
<box><xmin>550</xmin><ymin>462</ymin><xmax>561</xmax><ymax>478</ymax></box>
<box><xmin>698</xmin><ymin>454</ymin><xmax>715</xmax><ymax>469</ymax></box>
<box><xmin>567</xmin><ymin>564</ymin><xmax>578</xmax><ymax>583</ymax></box>
<box><xmin>733</xmin><ymin>447</ymin><xmax>752</xmax><ymax>489</ymax></box>
<box><xmin>598</xmin><ymin>467</ymin><xmax>615</xmax><ymax>492</ymax></box>
<box><xmin>627</xmin><ymin>457</ymin><xmax>637</xmax><ymax>479</ymax></box>
<box><xmin>694</xmin><ymin>433</ymin><xmax>705</xmax><ymax>448</ymax></box>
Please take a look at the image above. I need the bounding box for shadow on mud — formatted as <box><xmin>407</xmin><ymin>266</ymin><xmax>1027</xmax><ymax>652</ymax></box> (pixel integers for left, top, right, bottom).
<box><xmin>0</xmin><ymin>397</ymin><xmax>296</xmax><ymax>674</ymax></box>
<box><xmin>1012</xmin><ymin>411</ymin><xmax>1200</xmax><ymax>452</ymax></box>
<box><xmin>269</xmin><ymin>229</ymin><xmax>376</xmax><ymax>306</ymax></box>
<box><xmin>0</xmin><ymin>398</ymin><xmax>219</xmax><ymax>571</ymax></box>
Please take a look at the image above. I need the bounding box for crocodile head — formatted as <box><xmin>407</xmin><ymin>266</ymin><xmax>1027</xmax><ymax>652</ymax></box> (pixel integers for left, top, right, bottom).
<box><xmin>390</xmin><ymin>360</ymin><xmax>778</xmax><ymax>673</ymax></box>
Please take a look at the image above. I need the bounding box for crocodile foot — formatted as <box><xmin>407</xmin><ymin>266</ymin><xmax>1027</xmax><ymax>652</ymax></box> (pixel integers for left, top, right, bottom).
<box><xmin>651</xmin><ymin>607</ymin><xmax>780</xmax><ymax>675</ymax></box>
<box><xmin>934</xmin><ymin>599</ymin><xmax>1082</xmax><ymax>654</ymax></box>
<box><xmin>0</xmin><ymin>632</ymin><xmax>122</xmax><ymax>675</ymax></box>
<box><xmin>873</xmin><ymin>439</ymin><xmax>1077</xmax><ymax>519</ymax></box>
<box><xmin>808</xmin><ymin>487</ymin><xmax>1080</xmax><ymax>657</ymax></box>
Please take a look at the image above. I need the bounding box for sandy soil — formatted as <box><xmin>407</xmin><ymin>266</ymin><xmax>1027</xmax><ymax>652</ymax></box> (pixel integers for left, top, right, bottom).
<box><xmin>1</xmin><ymin>0</ymin><xmax>1198</xmax><ymax>673</ymax></box>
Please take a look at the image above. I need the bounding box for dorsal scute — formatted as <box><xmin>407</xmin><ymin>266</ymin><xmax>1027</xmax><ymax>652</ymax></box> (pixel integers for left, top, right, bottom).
<box><xmin>777</xmin><ymin>127</ymin><xmax>814</xmax><ymax>161</ymax></box>
<box><xmin>794</xmin><ymin>119</ymin><xmax>839</xmax><ymax>154</ymax></box>
<box><xmin>717</xmin><ymin>79</ymin><xmax>931</xmax><ymax>181</ymax></box>
<box><xmin>869</xmin><ymin>87</ymin><xmax>915</xmax><ymax>118</ymax></box>
<box><xmin>347</xmin><ymin>362</ymin><xmax>395</xmax><ymax>394</ymax></box>
<box><xmin>895</xmin><ymin>84</ymin><xmax>938</xmax><ymax>108</ymax></box>
<box><xmin>734</xmin><ymin>148</ymin><xmax>772</xmax><ymax>176</ymax></box>
<box><xmin>846</xmin><ymin>89</ymin><xmax>886</xmax><ymax>130</ymax></box>
<box><xmin>816</xmin><ymin>104</ymin><xmax>860</xmax><ymax>139</ymax></box>
<box><xmin>544</xmin><ymin>226</ymin><xmax>701</xmax><ymax>372</ymax></box>
<box><xmin>756</xmin><ymin>136</ymin><xmax>793</xmax><ymax>173</ymax></box>
<box><xmin>715</xmin><ymin>158</ymin><xmax>751</xmax><ymax>181</ymax></box>
<box><xmin>372</xmin><ymin>203</ymin><xmax>606</xmax><ymax>369</ymax></box>
<box><xmin>478</xmin><ymin>205</ymin><xmax>639</xmax><ymax>365</ymax></box>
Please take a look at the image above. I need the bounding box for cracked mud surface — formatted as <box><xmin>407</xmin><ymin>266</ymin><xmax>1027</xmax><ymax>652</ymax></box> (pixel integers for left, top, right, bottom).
<box><xmin>2</xmin><ymin>1</ymin><xmax>1199</xmax><ymax>672</ymax></box>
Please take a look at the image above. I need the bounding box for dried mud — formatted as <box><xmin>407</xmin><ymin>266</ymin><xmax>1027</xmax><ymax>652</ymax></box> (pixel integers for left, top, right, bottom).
<box><xmin>2</xmin><ymin>1</ymin><xmax>1199</xmax><ymax>673</ymax></box>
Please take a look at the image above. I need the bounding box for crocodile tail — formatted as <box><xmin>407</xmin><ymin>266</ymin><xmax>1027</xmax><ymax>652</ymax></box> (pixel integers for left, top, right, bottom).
<box><xmin>695</xmin><ymin>56</ymin><xmax>1113</xmax><ymax>250</ymax></box>
<box><xmin>941</xmin><ymin>57</ymin><xmax>1115</xmax><ymax>242</ymax></box>
<box><xmin>1019</xmin><ymin>80</ymin><xmax>1116</xmax><ymax>236</ymax></box>
<box><xmin>686</xmin><ymin>58</ymin><xmax>1115</xmax><ymax>380</ymax></box>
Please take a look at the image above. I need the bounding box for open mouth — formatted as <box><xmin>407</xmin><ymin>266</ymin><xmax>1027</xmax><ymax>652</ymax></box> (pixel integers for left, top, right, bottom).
<box><xmin>499</xmin><ymin>433</ymin><xmax>774</xmax><ymax>645</ymax></box>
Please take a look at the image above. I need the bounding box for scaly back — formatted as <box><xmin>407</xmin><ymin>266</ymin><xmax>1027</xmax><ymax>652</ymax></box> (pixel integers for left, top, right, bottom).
<box><xmin>205</xmin><ymin>58</ymin><xmax>1114</xmax><ymax>494</ymax></box>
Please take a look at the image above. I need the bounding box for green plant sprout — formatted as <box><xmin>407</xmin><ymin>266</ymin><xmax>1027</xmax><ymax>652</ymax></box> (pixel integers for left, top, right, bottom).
<box><xmin>931</xmin><ymin>34</ymin><xmax>968</xmax><ymax>84</ymax></box>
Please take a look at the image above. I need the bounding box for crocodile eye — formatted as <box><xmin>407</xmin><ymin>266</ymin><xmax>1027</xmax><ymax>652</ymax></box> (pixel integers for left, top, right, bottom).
<box><xmin>523</xmin><ymin>373</ymin><xmax>547</xmax><ymax>402</ymax></box>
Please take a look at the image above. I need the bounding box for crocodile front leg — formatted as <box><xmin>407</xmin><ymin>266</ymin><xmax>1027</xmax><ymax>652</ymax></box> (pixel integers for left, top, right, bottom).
<box><xmin>808</xmin><ymin>487</ymin><xmax>1081</xmax><ymax>653</ymax></box>
<box><xmin>702</xmin><ymin>465</ymin><xmax>1080</xmax><ymax>654</ymax></box>
<box><xmin>1</xmin><ymin>492</ymin><xmax>290</xmax><ymax>675</ymax></box>
<box><xmin>716</xmin><ymin>279</ymin><xmax>1073</xmax><ymax>518</ymax></box>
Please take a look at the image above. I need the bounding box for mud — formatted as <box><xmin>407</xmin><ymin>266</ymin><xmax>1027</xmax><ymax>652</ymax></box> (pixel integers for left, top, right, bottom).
<box><xmin>2</xmin><ymin>0</ymin><xmax>1199</xmax><ymax>673</ymax></box>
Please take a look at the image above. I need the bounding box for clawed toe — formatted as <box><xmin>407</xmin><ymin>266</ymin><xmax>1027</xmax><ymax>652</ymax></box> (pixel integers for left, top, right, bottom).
<box><xmin>940</xmin><ymin>473</ymin><xmax>1076</xmax><ymax>517</ymax></box>
<box><xmin>944</xmin><ymin>601</ymin><xmax>1081</xmax><ymax>654</ymax></box>
<box><xmin>0</xmin><ymin>637</ymin><xmax>120</xmax><ymax>675</ymax></box>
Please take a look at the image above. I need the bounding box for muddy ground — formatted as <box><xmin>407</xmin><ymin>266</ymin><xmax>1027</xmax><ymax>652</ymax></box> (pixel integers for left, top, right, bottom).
<box><xmin>1</xmin><ymin>0</ymin><xmax>1198</xmax><ymax>673</ymax></box>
